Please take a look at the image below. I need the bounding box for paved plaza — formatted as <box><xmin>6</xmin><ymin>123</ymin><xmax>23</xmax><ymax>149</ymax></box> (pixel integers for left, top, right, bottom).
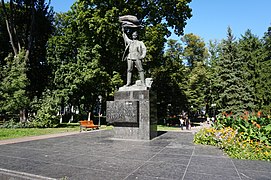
<box><xmin>0</xmin><ymin>129</ymin><xmax>271</xmax><ymax>180</ymax></box>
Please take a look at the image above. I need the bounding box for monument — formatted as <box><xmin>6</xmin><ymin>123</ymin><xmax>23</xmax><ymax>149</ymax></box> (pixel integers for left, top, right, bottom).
<box><xmin>106</xmin><ymin>15</ymin><xmax>157</xmax><ymax>140</ymax></box>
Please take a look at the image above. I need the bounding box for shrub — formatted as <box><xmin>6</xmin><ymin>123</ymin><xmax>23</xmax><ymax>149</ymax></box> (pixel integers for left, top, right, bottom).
<box><xmin>1</xmin><ymin>119</ymin><xmax>32</xmax><ymax>128</ymax></box>
<box><xmin>194</xmin><ymin>113</ymin><xmax>271</xmax><ymax>161</ymax></box>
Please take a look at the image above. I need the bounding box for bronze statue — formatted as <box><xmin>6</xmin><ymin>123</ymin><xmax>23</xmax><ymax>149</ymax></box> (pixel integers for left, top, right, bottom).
<box><xmin>119</xmin><ymin>15</ymin><xmax>147</xmax><ymax>87</ymax></box>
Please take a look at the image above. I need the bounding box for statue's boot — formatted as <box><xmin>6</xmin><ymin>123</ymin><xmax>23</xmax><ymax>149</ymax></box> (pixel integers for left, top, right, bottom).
<box><xmin>139</xmin><ymin>71</ymin><xmax>145</xmax><ymax>86</ymax></box>
<box><xmin>125</xmin><ymin>72</ymin><xmax>132</xmax><ymax>86</ymax></box>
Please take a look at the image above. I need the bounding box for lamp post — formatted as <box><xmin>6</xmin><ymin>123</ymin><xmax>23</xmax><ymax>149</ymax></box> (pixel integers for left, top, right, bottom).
<box><xmin>98</xmin><ymin>95</ymin><xmax>102</xmax><ymax>127</ymax></box>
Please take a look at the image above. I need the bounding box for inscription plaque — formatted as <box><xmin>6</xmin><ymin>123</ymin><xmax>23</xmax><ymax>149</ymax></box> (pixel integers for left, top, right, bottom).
<box><xmin>107</xmin><ymin>101</ymin><xmax>139</xmax><ymax>126</ymax></box>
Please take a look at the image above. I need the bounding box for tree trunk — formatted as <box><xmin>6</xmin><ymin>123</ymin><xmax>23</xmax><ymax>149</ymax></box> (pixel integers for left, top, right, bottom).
<box><xmin>25</xmin><ymin>0</ymin><xmax>35</xmax><ymax>61</ymax></box>
<box><xmin>5</xmin><ymin>20</ymin><xmax>18</xmax><ymax>55</ymax></box>
<box><xmin>88</xmin><ymin>112</ymin><xmax>91</xmax><ymax>121</ymax></box>
<box><xmin>1</xmin><ymin>0</ymin><xmax>18</xmax><ymax>56</ymax></box>
<box><xmin>1</xmin><ymin>0</ymin><xmax>34</xmax><ymax>60</ymax></box>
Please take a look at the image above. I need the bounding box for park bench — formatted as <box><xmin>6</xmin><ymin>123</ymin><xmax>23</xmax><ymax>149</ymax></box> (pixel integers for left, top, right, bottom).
<box><xmin>79</xmin><ymin>120</ymin><xmax>99</xmax><ymax>132</ymax></box>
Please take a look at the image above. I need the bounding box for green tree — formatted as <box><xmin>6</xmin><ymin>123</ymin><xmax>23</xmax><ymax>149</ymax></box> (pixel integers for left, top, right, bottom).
<box><xmin>207</xmin><ymin>40</ymin><xmax>223</xmax><ymax>116</ymax></box>
<box><xmin>213</xmin><ymin>27</ymin><xmax>251</xmax><ymax>115</ymax></box>
<box><xmin>0</xmin><ymin>0</ymin><xmax>54</xmax><ymax>98</ymax></box>
<box><xmin>0</xmin><ymin>0</ymin><xmax>54</xmax><ymax>122</ymax></box>
<box><xmin>259</xmin><ymin>27</ymin><xmax>271</xmax><ymax>113</ymax></box>
<box><xmin>0</xmin><ymin>3</ymin><xmax>10</xmax><ymax>63</ymax></box>
<box><xmin>181</xmin><ymin>33</ymin><xmax>209</xmax><ymax>115</ymax></box>
<box><xmin>238</xmin><ymin>30</ymin><xmax>262</xmax><ymax>111</ymax></box>
<box><xmin>182</xmin><ymin>33</ymin><xmax>209</xmax><ymax>68</ymax></box>
<box><xmin>63</xmin><ymin>0</ymin><xmax>192</xmax><ymax>78</ymax></box>
<box><xmin>153</xmin><ymin>39</ymin><xmax>187</xmax><ymax>119</ymax></box>
<box><xmin>184</xmin><ymin>61</ymin><xmax>208</xmax><ymax>115</ymax></box>
<box><xmin>54</xmin><ymin>45</ymin><xmax>112</xmax><ymax>115</ymax></box>
<box><xmin>42</xmin><ymin>42</ymin><xmax>118</xmax><ymax>122</ymax></box>
<box><xmin>165</xmin><ymin>39</ymin><xmax>183</xmax><ymax>63</ymax></box>
<box><xmin>31</xmin><ymin>89</ymin><xmax>61</xmax><ymax>127</ymax></box>
<box><xmin>45</xmin><ymin>0</ymin><xmax>192</xmax><ymax>122</ymax></box>
<box><xmin>0</xmin><ymin>50</ymin><xmax>30</xmax><ymax>121</ymax></box>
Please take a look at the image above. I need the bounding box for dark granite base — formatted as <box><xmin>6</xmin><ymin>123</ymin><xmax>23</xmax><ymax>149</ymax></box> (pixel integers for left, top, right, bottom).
<box><xmin>107</xmin><ymin>89</ymin><xmax>157</xmax><ymax>140</ymax></box>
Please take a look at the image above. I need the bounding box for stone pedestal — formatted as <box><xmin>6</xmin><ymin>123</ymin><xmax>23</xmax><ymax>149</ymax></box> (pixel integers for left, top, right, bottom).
<box><xmin>106</xmin><ymin>89</ymin><xmax>157</xmax><ymax>140</ymax></box>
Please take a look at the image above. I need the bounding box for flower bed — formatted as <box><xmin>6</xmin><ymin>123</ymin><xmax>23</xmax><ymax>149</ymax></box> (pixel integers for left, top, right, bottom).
<box><xmin>194</xmin><ymin>113</ymin><xmax>271</xmax><ymax>161</ymax></box>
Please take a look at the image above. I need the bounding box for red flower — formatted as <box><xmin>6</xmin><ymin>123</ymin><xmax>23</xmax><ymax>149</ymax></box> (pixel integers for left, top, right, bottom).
<box><xmin>257</xmin><ymin>111</ymin><xmax>261</xmax><ymax>118</ymax></box>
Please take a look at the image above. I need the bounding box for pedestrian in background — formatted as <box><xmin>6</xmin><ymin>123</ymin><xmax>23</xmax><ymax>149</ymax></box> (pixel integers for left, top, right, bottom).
<box><xmin>179</xmin><ymin>116</ymin><xmax>184</xmax><ymax>130</ymax></box>
<box><xmin>186</xmin><ymin>116</ymin><xmax>191</xmax><ymax>130</ymax></box>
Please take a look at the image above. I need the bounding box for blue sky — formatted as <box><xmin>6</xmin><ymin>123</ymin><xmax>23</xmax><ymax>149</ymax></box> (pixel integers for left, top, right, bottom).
<box><xmin>50</xmin><ymin>0</ymin><xmax>271</xmax><ymax>43</ymax></box>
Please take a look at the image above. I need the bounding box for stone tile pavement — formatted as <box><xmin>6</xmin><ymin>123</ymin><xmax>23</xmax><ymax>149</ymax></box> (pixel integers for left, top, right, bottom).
<box><xmin>0</xmin><ymin>128</ymin><xmax>271</xmax><ymax>180</ymax></box>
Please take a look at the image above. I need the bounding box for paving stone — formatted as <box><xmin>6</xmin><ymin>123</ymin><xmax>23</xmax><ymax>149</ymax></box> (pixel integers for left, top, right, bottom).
<box><xmin>238</xmin><ymin>169</ymin><xmax>271</xmax><ymax>180</ymax></box>
<box><xmin>68</xmin><ymin>169</ymin><xmax>127</xmax><ymax>180</ymax></box>
<box><xmin>186</xmin><ymin>164</ymin><xmax>240</xmax><ymax>178</ymax></box>
<box><xmin>193</xmin><ymin>145</ymin><xmax>226</xmax><ymax>157</ymax></box>
<box><xmin>189</xmin><ymin>156</ymin><xmax>233</xmax><ymax>168</ymax></box>
<box><xmin>150</xmin><ymin>153</ymin><xmax>191</xmax><ymax>165</ymax></box>
<box><xmin>232</xmin><ymin>159</ymin><xmax>271</xmax><ymax>172</ymax></box>
<box><xmin>159</xmin><ymin>147</ymin><xmax>194</xmax><ymax>156</ymax></box>
<box><xmin>0</xmin><ymin>130</ymin><xmax>271</xmax><ymax>180</ymax></box>
<box><xmin>182</xmin><ymin>172</ymin><xmax>240</xmax><ymax>180</ymax></box>
<box><xmin>126</xmin><ymin>173</ymin><xmax>170</xmax><ymax>180</ymax></box>
<box><xmin>132</xmin><ymin>161</ymin><xmax>186</xmax><ymax>179</ymax></box>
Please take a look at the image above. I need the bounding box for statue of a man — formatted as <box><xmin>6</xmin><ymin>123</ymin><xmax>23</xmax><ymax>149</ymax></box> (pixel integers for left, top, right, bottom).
<box><xmin>122</xmin><ymin>27</ymin><xmax>147</xmax><ymax>86</ymax></box>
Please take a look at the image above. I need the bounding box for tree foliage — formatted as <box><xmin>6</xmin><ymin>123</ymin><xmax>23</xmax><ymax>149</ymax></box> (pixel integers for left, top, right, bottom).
<box><xmin>182</xmin><ymin>33</ymin><xmax>209</xmax><ymax>68</ymax></box>
<box><xmin>153</xmin><ymin>39</ymin><xmax>187</xmax><ymax>118</ymax></box>
<box><xmin>212</xmin><ymin>27</ymin><xmax>255</xmax><ymax>115</ymax></box>
<box><xmin>181</xmin><ymin>34</ymin><xmax>209</xmax><ymax>115</ymax></box>
<box><xmin>259</xmin><ymin>27</ymin><xmax>271</xmax><ymax>113</ymax></box>
<box><xmin>238</xmin><ymin>30</ymin><xmax>262</xmax><ymax>111</ymax></box>
<box><xmin>44</xmin><ymin>0</ymin><xmax>192</xmax><ymax>122</ymax></box>
<box><xmin>0</xmin><ymin>0</ymin><xmax>54</xmax><ymax>121</ymax></box>
<box><xmin>1</xmin><ymin>0</ymin><xmax>271</xmax><ymax>126</ymax></box>
<box><xmin>0</xmin><ymin>50</ymin><xmax>30</xmax><ymax>119</ymax></box>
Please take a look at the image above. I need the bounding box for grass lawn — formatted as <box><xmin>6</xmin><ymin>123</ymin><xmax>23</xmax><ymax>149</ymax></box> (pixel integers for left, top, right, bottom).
<box><xmin>157</xmin><ymin>125</ymin><xmax>182</xmax><ymax>131</ymax></box>
<box><xmin>0</xmin><ymin>123</ymin><xmax>114</xmax><ymax>140</ymax></box>
<box><xmin>0</xmin><ymin>124</ymin><xmax>182</xmax><ymax>141</ymax></box>
<box><xmin>0</xmin><ymin>127</ymin><xmax>79</xmax><ymax>140</ymax></box>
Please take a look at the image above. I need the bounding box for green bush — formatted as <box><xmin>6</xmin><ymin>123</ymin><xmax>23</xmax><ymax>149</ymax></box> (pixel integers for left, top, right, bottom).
<box><xmin>0</xmin><ymin>119</ymin><xmax>57</xmax><ymax>128</ymax></box>
<box><xmin>1</xmin><ymin>119</ymin><xmax>32</xmax><ymax>128</ymax></box>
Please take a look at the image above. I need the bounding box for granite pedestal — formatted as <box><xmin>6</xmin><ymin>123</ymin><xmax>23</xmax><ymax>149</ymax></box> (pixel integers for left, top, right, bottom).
<box><xmin>107</xmin><ymin>89</ymin><xmax>157</xmax><ymax>140</ymax></box>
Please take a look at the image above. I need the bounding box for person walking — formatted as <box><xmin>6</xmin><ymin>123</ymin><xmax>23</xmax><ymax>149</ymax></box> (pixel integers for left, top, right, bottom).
<box><xmin>185</xmin><ymin>116</ymin><xmax>191</xmax><ymax>130</ymax></box>
<box><xmin>179</xmin><ymin>116</ymin><xmax>184</xmax><ymax>130</ymax></box>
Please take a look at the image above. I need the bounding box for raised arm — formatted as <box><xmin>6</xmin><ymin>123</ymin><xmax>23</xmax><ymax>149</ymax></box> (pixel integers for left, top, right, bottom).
<box><xmin>122</xmin><ymin>27</ymin><xmax>131</xmax><ymax>45</ymax></box>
